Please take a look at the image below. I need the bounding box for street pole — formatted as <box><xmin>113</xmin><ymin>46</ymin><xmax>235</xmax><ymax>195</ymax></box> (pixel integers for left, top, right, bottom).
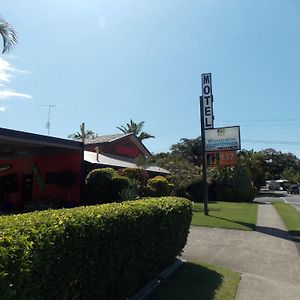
<box><xmin>200</xmin><ymin>96</ymin><xmax>209</xmax><ymax>215</ymax></box>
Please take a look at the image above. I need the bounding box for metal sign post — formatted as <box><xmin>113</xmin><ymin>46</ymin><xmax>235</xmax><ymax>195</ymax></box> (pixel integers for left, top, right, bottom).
<box><xmin>200</xmin><ymin>73</ymin><xmax>213</xmax><ymax>215</ymax></box>
<box><xmin>200</xmin><ymin>96</ymin><xmax>209</xmax><ymax>215</ymax></box>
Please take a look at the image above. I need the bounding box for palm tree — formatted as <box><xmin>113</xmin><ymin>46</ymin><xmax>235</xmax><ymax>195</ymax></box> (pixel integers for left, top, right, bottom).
<box><xmin>117</xmin><ymin>119</ymin><xmax>154</xmax><ymax>142</ymax></box>
<box><xmin>68</xmin><ymin>123</ymin><xmax>96</xmax><ymax>144</ymax></box>
<box><xmin>0</xmin><ymin>18</ymin><xmax>17</xmax><ymax>54</ymax></box>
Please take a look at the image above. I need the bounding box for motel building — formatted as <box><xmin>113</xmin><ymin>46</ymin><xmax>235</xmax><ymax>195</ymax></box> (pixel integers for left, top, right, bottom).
<box><xmin>0</xmin><ymin>127</ymin><xmax>169</xmax><ymax>214</ymax></box>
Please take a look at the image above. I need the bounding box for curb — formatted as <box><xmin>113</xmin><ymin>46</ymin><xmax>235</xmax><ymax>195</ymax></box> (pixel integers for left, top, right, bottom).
<box><xmin>128</xmin><ymin>258</ymin><xmax>185</xmax><ymax>300</ymax></box>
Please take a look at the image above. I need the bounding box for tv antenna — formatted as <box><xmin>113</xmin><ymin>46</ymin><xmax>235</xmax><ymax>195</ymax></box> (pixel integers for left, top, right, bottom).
<box><xmin>39</xmin><ymin>104</ymin><xmax>55</xmax><ymax>135</ymax></box>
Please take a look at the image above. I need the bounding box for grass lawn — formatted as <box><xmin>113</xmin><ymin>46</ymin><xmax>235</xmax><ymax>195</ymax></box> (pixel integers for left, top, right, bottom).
<box><xmin>146</xmin><ymin>261</ymin><xmax>240</xmax><ymax>300</ymax></box>
<box><xmin>192</xmin><ymin>202</ymin><xmax>257</xmax><ymax>231</ymax></box>
<box><xmin>273</xmin><ymin>202</ymin><xmax>300</xmax><ymax>236</ymax></box>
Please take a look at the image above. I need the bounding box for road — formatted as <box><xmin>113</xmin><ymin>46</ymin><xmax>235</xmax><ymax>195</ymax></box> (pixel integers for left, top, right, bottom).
<box><xmin>256</xmin><ymin>190</ymin><xmax>300</xmax><ymax>210</ymax></box>
<box><xmin>282</xmin><ymin>193</ymin><xmax>300</xmax><ymax>210</ymax></box>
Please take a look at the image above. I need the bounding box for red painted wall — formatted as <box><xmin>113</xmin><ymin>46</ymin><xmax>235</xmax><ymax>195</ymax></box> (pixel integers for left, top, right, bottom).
<box><xmin>0</xmin><ymin>151</ymin><xmax>81</xmax><ymax>212</ymax></box>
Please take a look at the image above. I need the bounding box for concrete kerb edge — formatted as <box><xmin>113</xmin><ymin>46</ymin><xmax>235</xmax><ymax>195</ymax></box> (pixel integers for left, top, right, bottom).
<box><xmin>128</xmin><ymin>258</ymin><xmax>185</xmax><ymax>300</ymax></box>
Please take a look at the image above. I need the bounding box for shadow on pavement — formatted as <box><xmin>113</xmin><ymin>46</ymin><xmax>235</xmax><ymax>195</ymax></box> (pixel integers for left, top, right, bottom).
<box><xmin>146</xmin><ymin>263</ymin><xmax>222</xmax><ymax>300</ymax></box>
<box><xmin>256</xmin><ymin>225</ymin><xmax>292</xmax><ymax>241</ymax></box>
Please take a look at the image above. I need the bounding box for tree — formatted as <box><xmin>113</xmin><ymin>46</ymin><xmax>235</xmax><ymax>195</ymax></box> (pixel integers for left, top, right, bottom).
<box><xmin>0</xmin><ymin>18</ymin><xmax>17</xmax><ymax>54</ymax></box>
<box><xmin>146</xmin><ymin>152</ymin><xmax>202</xmax><ymax>200</ymax></box>
<box><xmin>281</xmin><ymin>167</ymin><xmax>300</xmax><ymax>184</ymax></box>
<box><xmin>117</xmin><ymin>119</ymin><xmax>154</xmax><ymax>142</ymax></box>
<box><xmin>238</xmin><ymin>149</ymin><xmax>265</xmax><ymax>188</ymax></box>
<box><xmin>259</xmin><ymin>148</ymin><xmax>300</xmax><ymax>180</ymax></box>
<box><xmin>170</xmin><ymin>137</ymin><xmax>202</xmax><ymax>165</ymax></box>
<box><xmin>68</xmin><ymin>123</ymin><xmax>97</xmax><ymax>143</ymax></box>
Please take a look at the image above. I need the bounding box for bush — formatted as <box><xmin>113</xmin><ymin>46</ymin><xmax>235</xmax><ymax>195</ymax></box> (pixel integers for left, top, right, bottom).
<box><xmin>0</xmin><ymin>197</ymin><xmax>192</xmax><ymax>299</ymax></box>
<box><xmin>85</xmin><ymin>168</ymin><xmax>132</xmax><ymax>203</ymax></box>
<box><xmin>111</xmin><ymin>175</ymin><xmax>131</xmax><ymax>200</ymax></box>
<box><xmin>85</xmin><ymin>168</ymin><xmax>115</xmax><ymax>204</ymax></box>
<box><xmin>117</xmin><ymin>168</ymin><xmax>149</xmax><ymax>187</ymax></box>
<box><xmin>141</xmin><ymin>185</ymin><xmax>157</xmax><ymax>197</ymax></box>
<box><xmin>147</xmin><ymin>176</ymin><xmax>170</xmax><ymax>197</ymax></box>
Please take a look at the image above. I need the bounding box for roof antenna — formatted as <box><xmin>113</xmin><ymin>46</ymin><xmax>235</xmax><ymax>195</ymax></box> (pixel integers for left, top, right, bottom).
<box><xmin>39</xmin><ymin>104</ymin><xmax>55</xmax><ymax>136</ymax></box>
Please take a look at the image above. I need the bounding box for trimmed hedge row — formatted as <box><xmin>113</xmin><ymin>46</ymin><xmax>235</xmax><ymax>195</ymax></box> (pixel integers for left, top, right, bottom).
<box><xmin>0</xmin><ymin>197</ymin><xmax>192</xmax><ymax>299</ymax></box>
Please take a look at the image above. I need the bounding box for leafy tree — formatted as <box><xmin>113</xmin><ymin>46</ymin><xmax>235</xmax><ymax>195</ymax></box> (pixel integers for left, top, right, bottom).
<box><xmin>281</xmin><ymin>167</ymin><xmax>300</xmax><ymax>184</ymax></box>
<box><xmin>238</xmin><ymin>149</ymin><xmax>265</xmax><ymax>188</ymax></box>
<box><xmin>258</xmin><ymin>148</ymin><xmax>300</xmax><ymax>180</ymax></box>
<box><xmin>117</xmin><ymin>119</ymin><xmax>154</xmax><ymax>141</ymax></box>
<box><xmin>209</xmin><ymin>165</ymin><xmax>257</xmax><ymax>202</ymax></box>
<box><xmin>0</xmin><ymin>17</ymin><xmax>17</xmax><ymax>54</ymax></box>
<box><xmin>146</xmin><ymin>152</ymin><xmax>202</xmax><ymax>199</ymax></box>
<box><xmin>170</xmin><ymin>137</ymin><xmax>202</xmax><ymax>165</ymax></box>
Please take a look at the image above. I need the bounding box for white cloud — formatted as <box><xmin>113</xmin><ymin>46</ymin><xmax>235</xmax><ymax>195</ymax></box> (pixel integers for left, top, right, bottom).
<box><xmin>0</xmin><ymin>107</ymin><xmax>6</xmax><ymax>112</ymax></box>
<box><xmin>0</xmin><ymin>57</ymin><xmax>32</xmax><ymax>100</ymax></box>
<box><xmin>0</xmin><ymin>89</ymin><xmax>32</xmax><ymax>100</ymax></box>
<box><xmin>0</xmin><ymin>58</ymin><xmax>14</xmax><ymax>82</ymax></box>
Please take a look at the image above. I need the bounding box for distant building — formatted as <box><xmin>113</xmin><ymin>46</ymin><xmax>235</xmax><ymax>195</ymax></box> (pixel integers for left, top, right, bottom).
<box><xmin>84</xmin><ymin>133</ymin><xmax>169</xmax><ymax>176</ymax></box>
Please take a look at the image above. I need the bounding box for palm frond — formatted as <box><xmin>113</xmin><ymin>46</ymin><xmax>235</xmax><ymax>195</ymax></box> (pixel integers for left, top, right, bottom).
<box><xmin>0</xmin><ymin>19</ymin><xmax>17</xmax><ymax>54</ymax></box>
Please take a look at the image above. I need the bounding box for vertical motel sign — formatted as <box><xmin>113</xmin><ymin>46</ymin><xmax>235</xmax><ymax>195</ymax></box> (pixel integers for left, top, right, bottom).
<box><xmin>201</xmin><ymin>73</ymin><xmax>214</xmax><ymax>129</ymax></box>
<box><xmin>200</xmin><ymin>73</ymin><xmax>214</xmax><ymax>216</ymax></box>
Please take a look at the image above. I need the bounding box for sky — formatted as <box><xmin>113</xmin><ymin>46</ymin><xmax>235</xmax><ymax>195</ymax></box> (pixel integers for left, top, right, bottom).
<box><xmin>1</xmin><ymin>0</ymin><xmax>300</xmax><ymax>156</ymax></box>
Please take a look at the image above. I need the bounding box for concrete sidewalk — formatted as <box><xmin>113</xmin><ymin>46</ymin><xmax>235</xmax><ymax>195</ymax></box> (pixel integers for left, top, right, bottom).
<box><xmin>181</xmin><ymin>204</ymin><xmax>300</xmax><ymax>300</ymax></box>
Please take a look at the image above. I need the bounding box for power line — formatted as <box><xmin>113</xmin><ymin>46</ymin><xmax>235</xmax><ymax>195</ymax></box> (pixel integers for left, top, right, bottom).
<box><xmin>243</xmin><ymin>139</ymin><xmax>300</xmax><ymax>145</ymax></box>
<box><xmin>218</xmin><ymin>118</ymin><xmax>300</xmax><ymax>122</ymax></box>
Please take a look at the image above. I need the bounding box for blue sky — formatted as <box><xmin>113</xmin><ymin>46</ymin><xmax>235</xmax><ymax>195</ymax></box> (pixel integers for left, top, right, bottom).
<box><xmin>1</xmin><ymin>0</ymin><xmax>300</xmax><ymax>155</ymax></box>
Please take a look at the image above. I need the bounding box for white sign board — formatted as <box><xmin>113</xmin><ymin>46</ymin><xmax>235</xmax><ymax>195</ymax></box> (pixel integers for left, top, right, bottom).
<box><xmin>205</xmin><ymin>126</ymin><xmax>241</xmax><ymax>152</ymax></box>
<box><xmin>201</xmin><ymin>73</ymin><xmax>214</xmax><ymax>129</ymax></box>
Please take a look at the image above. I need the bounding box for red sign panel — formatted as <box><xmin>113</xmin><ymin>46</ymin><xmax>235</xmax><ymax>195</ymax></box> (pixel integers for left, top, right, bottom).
<box><xmin>206</xmin><ymin>151</ymin><xmax>236</xmax><ymax>167</ymax></box>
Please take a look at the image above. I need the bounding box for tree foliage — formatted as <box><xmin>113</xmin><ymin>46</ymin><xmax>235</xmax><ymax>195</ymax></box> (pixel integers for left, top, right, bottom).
<box><xmin>146</xmin><ymin>152</ymin><xmax>201</xmax><ymax>199</ymax></box>
<box><xmin>170</xmin><ymin>137</ymin><xmax>202</xmax><ymax>165</ymax></box>
<box><xmin>68</xmin><ymin>123</ymin><xmax>97</xmax><ymax>143</ymax></box>
<box><xmin>0</xmin><ymin>18</ymin><xmax>17</xmax><ymax>54</ymax></box>
<box><xmin>117</xmin><ymin>119</ymin><xmax>154</xmax><ymax>141</ymax></box>
<box><xmin>258</xmin><ymin>148</ymin><xmax>300</xmax><ymax>180</ymax></box>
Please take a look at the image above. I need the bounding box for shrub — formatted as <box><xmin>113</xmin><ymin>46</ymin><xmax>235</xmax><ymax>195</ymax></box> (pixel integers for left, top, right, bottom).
<box><xmin>141</xmin><ymin>185</ymin><xmax>157</xmax><ymax>197</ymax></box>
<box><xmin>0</xmin><ymin>197</ymin><xmax>192</xmax><ymax>299</ymax></box>
<box><xmin>111</xmin><ymin>175</ymin><xmax>131</xmax><ymax>200</ymax></box>
<box><xmin>147</xmin><ymin>176</ymin><xmax>170</xmax><ymax>197</ymax></box>
<box><xmin>117</xmin><ymin>168</ymin><xmax>149</xmax><ymax>187</ymax></box>
<box><xmin>119</xmin><ymin>184</ymin><xmax>139</xmax><ymax>201</ymax></box>
<box><xmin>85</xmin><ymin>168</ymin><xmax>115</xmax><ymax>204</ymax></box>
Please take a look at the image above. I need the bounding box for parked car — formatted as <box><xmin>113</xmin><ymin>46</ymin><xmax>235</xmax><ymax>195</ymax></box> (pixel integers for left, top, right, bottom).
<box><xmin>288</xmin><ymin>185</ymin><xmax>299</xmax><ymax>194</ymax></box>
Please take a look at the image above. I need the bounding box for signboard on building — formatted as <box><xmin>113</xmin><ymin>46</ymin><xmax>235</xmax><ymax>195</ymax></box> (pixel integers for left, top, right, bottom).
<box><xmin>206</xmin><ymin>150</ymin><xmax>237</xmax><ymax>166</ymax></box>
<box><xmin>205</xmin><ymin>126</ymin><xmax>241</xmax><ymax>152</ymax></box>
<box><xmin>201</xmin><ymin>73</ymin><xmax>214</xmax><ymax>129</ymax></box>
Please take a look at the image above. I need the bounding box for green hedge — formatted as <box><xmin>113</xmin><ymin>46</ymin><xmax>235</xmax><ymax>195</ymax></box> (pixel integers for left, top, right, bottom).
<box><xmin>0</xmin><ymin>197</ymin><xmax>192</xmax><ymax>299</ymax></box>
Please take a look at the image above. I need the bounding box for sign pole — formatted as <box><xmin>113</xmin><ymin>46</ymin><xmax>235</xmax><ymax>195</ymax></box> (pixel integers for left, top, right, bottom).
<box><xmin>200</xmin><ymin>96</ymin><xmax>209</xmax><ymax>215</ymax></box>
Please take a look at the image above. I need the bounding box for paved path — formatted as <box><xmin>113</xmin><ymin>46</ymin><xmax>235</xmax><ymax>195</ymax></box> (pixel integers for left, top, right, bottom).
<box><xmin>181</xmin><ymin>204</ymin><xmax>300</xmax><ymax>300</ymax></box>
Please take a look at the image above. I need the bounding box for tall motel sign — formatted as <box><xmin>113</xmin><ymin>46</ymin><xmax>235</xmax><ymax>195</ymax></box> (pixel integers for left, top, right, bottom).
<box><xmin>200</xmin><ymin>73</ymin><xmax>241</xmax><ymax>215</ymax></box>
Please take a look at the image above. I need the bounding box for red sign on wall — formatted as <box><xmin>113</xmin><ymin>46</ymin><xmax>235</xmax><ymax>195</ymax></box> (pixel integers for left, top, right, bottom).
<box><xmin>115</xmin><ymin>145</ymin><xmax>140</xmax><ymax>158</ymax></box>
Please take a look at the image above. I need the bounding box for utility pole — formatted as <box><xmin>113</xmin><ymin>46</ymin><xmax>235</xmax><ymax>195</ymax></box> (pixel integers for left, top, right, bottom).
<box><xmin>39</xmin><ymin>104</ymin><xmax>55</xmax><ymax>136</ymax></box>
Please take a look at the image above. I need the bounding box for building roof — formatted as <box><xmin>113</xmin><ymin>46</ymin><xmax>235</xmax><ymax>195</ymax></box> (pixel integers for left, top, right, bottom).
<box><xmin>85</xmin><ymin>133</ymin><xmax>132</xmax><ymax>144</ymax></box>
<box><xmin>84</xmin><ymin>132</ymin><xmax>151</xmax><ymax>156</ymax></box>
<box><xmin>84</xmin><ymin>151</ymin><xmax>170</xmax><ymax>175</ymax></box>
<box><xmin>0</xmin><ymin>127</ymin><xmax>83</xmax><ymax>158</ymax></box>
